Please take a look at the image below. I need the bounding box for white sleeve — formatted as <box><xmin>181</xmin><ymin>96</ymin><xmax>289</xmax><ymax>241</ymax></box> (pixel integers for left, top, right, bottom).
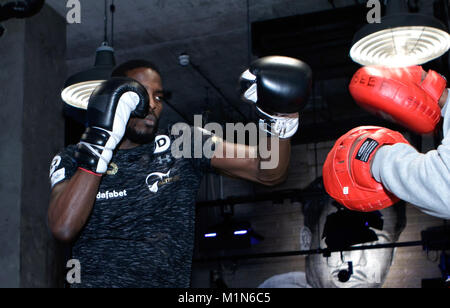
<box><xmin>371</xmin><ymin>90</ymin><xmax>450</xmax><ymax>220</ymax></box>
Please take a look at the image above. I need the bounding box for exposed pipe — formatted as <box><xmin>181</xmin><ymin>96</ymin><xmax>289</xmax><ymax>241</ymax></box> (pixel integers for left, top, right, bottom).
<box><xmin>193</xmin><ymin>240</ymin><xmax>424</xmax><ymax>263</ymax></box>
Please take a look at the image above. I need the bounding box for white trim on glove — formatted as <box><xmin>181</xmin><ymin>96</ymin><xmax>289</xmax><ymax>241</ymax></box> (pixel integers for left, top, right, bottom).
<box><xmin>242</xmin><ymin>69</ymin><xmax>258</xmax><ymax>103</ymax></box>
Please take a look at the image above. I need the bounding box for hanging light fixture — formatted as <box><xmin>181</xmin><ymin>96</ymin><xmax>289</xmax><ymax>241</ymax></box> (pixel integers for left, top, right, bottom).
<box><xmin>350</xmin><ymin>0</ymin><xmax>450</xmax><ymax>67</ymax></box>
<box><xmin>61</xmin><ymin>0</ymin><xmax>116</xmax><ymax>111</ymax></box>
<box><xmin>61</xmin><ymin>44</ymin><xmax>115</xmax><ymax>110</ymax></box>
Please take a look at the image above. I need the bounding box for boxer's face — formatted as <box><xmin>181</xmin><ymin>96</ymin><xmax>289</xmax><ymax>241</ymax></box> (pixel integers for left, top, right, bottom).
<box><xmin>123</xmin><ymin>67</ymin><xmax>164</xmax><ymax>145</ymax></box>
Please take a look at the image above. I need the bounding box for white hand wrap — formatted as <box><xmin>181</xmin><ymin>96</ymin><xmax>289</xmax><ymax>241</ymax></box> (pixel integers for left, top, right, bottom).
<box><xmin>257</xmin><ymin>107</ymin><xmax>299</xmax><ymax>139</ymax></box>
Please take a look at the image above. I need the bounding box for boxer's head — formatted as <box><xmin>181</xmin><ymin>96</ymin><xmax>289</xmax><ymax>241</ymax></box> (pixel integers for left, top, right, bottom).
<box><xmin>112</xmin><ymin>60</ymin><xmax>165</xmax><ymax>145</ymax></box>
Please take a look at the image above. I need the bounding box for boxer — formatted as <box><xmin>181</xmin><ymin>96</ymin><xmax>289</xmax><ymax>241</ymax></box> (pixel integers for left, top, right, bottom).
<box><xmin>48</xmin><ymin>57</ymin><xmax>312</xmax><ymax>287</ymax></box>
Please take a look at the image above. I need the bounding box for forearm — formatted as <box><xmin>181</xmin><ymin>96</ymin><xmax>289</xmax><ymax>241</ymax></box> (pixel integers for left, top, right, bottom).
<box><xmin>48</xmin><ymin>169</ymin><xmax>101</xmax><ymax>242</ymax></box>
<box><xmin>371</xmin><ymin>143</ymin><xmax>450</xmax><ymax>219</ymax></box>
<box><xmin>211</xmin><ymin>136</ymin><xmax>291</xmax><ymax>186</ymax></box>
<box><xmin>256</xmin><ymin>137</ymin><xmax>291</xmax><ymax>185</ymax></box>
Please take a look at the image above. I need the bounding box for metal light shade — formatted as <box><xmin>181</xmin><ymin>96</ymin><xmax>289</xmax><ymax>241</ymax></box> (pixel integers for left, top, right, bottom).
<box><xmin>61</xmin><ymin>45</ymin><xmax>116</xmax><ymax>110</ymax></box>
<box><xmin>350</xmin><ymin>1</ymin><xmax>450</xmax><ymax>67</ymax></box>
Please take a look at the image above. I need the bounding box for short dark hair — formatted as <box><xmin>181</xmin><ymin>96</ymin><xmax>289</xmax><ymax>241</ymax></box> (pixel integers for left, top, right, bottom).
<box><xmin>111</xmin><ymin>59</ymin><xmax>162</xmax><ymax>79</ymax></box>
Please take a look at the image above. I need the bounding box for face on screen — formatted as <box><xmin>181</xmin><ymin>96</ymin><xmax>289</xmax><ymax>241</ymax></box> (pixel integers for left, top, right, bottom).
<box><xmin>305</xmin><ymin>201</ymin><xmax>403</xmax><ymax>288</ymax></box>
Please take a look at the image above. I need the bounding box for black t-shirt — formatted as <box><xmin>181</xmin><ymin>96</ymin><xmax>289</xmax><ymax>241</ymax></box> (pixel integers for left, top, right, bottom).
<box><xmin>49</xmin><ymin>128</ymin><xmax>214</xmax><ymax>288</ymax></box>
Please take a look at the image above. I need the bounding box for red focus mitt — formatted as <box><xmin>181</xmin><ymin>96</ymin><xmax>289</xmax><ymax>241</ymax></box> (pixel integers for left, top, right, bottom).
<box><xmin>349</xmin><ymin>66</ymin><xmax>447</xmax><ymax>134</ymax></box>
<box><xmin>323</xmin><ymin>126</ymin><xmax>410</xmax><ymax>212</ymax></box>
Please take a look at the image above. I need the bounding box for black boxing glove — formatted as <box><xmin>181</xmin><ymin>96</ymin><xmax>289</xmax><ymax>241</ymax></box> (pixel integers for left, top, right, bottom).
<box><xmin>239</xmin><ymin>56</ymin><xmax>312</xmax><ymax>138</ymax></box>
<box><xmin>75</xmin><ymin>77</ymin><xmax>149</xmax><ymax>174</ymax></box>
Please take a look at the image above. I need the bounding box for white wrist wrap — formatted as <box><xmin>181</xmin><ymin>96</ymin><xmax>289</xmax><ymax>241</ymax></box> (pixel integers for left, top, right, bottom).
<box><xmin>257</xmin><ymin>107</ymin><xmax>299</xmax><ymax>139</ymax></box>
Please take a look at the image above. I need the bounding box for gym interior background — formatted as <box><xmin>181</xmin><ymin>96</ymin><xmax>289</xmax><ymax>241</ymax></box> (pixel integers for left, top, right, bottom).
<box><xmin>0</xmin><ymin>0</ymin><xmax>448</xmax><ymax>288</ymax></box>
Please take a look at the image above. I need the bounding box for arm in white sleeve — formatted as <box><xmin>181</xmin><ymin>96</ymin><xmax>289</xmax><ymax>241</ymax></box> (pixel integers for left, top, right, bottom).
<box><xmin>371</xmin><ymin>90</ymin><xmax>450</xmax><ymax>220</ymax></box>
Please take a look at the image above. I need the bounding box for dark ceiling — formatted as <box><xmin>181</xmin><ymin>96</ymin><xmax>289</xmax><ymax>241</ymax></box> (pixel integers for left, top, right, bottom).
<box><xmin>45</xmin><ymin>0</ymin><xmax>449</xmax><ymax>145</ymax></box>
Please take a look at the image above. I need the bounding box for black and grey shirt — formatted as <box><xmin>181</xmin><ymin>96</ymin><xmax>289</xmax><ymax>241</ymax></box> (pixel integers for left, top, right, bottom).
<box><xmin>49</xmin><ymin>127</ymin><xmax>214</xmax><ymax>288</ymax></box>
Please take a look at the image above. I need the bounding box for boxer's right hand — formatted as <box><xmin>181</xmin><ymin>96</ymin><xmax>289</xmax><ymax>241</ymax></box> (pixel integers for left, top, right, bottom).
<box><xmin>75</xmin><ymin>77</ymin><xmax>149</xmax><ymax>174</ymax></box>
<box><xmin>239</xmin><ymin>56</ymin><xmax>312</xmax><ymax>139</ymax></box>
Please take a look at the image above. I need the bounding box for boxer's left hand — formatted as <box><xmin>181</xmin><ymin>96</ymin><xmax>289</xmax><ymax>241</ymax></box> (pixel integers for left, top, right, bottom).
<box><xmin>75</xmin><ymin>77</ymin><xmax>149</xmax><ymax>174</ymax></box>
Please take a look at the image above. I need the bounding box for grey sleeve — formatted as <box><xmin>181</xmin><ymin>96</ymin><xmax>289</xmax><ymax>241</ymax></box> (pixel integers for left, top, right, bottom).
<box><xmin>371</xmin><ymin>90</ymin><xmax>450</xmax><ymax>220</ymax></box>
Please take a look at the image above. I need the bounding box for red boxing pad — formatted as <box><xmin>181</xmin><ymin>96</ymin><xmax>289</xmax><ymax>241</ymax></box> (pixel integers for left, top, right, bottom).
<box><xmin>323</xmin><ymin>126</ymin><xmax>410</xmax><ymax>212</ymax></box>
<box><xmin>349</xmin><ymin>66</ymin><xmax>447</xmax><ymax>134</ymax></box>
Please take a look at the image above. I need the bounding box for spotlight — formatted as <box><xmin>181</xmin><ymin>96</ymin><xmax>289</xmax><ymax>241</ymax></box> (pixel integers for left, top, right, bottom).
<box><xmin>233</xmin><ymin>230</ymin><xmax>248</xmax><ymax>236</ymax></box>
<box><xmin>350</xmin><ymin>0</ymin><xmax>450</xmax><ymax>67</ymax></box>
<box><xmin>178</xmin><ymin>53</ymin><xmax>190</xmax><ymax>67</ymax></box>
<box><xmin>204</xmin><ymin>233</ymin><xmax>217</xmax><ymax>238</ymax></box>
<box><xmin>200</xmin><ymin>220</ymin><xmax>263</xmax><ymax>252</ymax></box>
